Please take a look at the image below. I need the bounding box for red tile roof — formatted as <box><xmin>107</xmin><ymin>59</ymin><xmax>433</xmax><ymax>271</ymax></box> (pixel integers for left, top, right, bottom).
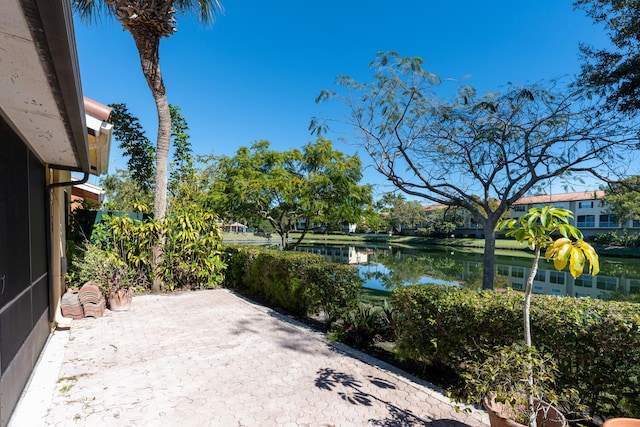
<box><xmin>513</xmin><ymin>190</ymin><xmax>605</xmax><ymax>205</ymax></box>
<box><xmin>421</xmin><ymin>190</ymin><xmax>605</xmax><ymax>210</ymax></box>
<box><xmin>83</xmin><ymin>97</ymin><xmax>112</xmax><ymax>121</ymax></box>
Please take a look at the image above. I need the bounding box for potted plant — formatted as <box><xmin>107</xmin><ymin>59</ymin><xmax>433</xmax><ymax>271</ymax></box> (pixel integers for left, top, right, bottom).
<box><xmin>468</xmin><ymin>206</ymin><xmax>599</xmax><ymax>427</ymax></box>
<box><xmin>102</xmin><ymin>257</ymin><xmax>135</xmax><ymax>312</ymax></box>
<box><xmin>73</xmin><ymin>242</ymin><xmax>135</xmax><ymax>311</ymax></box>
<box><xmin>466</xmin><ymin>342</ymin><xmax>566</xmax><ymax>427</ymax></box>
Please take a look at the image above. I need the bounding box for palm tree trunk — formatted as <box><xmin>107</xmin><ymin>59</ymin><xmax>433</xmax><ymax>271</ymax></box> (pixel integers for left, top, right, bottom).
<box><xmin>130</xmin><ymin>32</ymin><xmax>171</xmax><ymax>292</ymax></box>
<box><xmin>152</xmin><ymin>95</ymin><xmax>170</xmax><ymax>291</ymax></box>
<box><xmin>153</xmin><ymin>95</ymin><xmax>171</xmax><ymax>221</ymax></box>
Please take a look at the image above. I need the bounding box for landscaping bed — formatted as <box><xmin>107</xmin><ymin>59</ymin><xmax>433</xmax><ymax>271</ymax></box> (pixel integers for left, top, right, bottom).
<box><xmin>222</xmin><ymin>245</ymin><xmax>640</xmax><ymax>423</ymax></box>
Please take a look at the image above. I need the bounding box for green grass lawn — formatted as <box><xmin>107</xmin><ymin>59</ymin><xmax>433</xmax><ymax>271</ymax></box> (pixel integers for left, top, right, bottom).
<box><xmin>360</xmin><ymin>287</ymin><xmax>391</xmax><ymax>305</ymax></box>
<box><xmin>290</xmin><ymin>231</ymin><xmax>529</xmax><ymax>251</ymax></box>
<box><xmin>222</xmin><ymin>232</ymin><xmax>271</xmax><ymax>242</ymax></box>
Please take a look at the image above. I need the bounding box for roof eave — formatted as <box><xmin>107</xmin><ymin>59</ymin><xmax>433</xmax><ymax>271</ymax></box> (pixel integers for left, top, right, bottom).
<box><xmin>0</xmin><ymin>0</ymin><xmax>89</xmax><ymax>173</ymax></box>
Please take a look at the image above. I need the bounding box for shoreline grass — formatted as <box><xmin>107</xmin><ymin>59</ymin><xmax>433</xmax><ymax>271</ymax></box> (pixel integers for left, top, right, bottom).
<box><xmin>291</xmin><ymin>232</ymin><xmax>530</xmax><ymax>251</ymax></box>
<box><xmin>223</xmin><ymin>231</ymin><xmax>640</xmax><ymax>259</ymax></box>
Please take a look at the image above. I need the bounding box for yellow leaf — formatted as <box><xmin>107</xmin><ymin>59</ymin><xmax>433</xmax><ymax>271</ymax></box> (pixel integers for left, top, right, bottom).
<box><xmin>577</xmin><ymin>240</ymin><xmax>600</xmax><ymax>276</ymax></box>
<box><xmin>553</xmin><ymin>242</ymin><xmax>572</xmax><ymax>271</ymax></box>
<box><xmin>545</xmin><ymin>245</ymin><xmax>555</xmax><ymax>261</ymax></box>
<box><xmin>569</xmin><ymin>246</ymin><xmax>585</xmax><ymax>278</ymax></box>
<box><xmin>546</xmin><ymin>237</ymin><xmax>571</xmax><ymax>262</ymax></box>
<box><xmin>553</xmin><ymin>237</ymin><xmax>571</xmax><ymax>249</ymax></box>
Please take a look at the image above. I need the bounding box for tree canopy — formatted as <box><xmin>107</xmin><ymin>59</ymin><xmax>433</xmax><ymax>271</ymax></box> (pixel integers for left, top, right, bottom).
<box><xmin>72</xmin><ymin>0</ymin><xmax>224</xmax><ymax>292</ymax></box>
<box><xmin>101</xmin><ymin>169</ymin><xmax>154</xmax><ymax>212</ymax></box>
<box><xmin>604</xmin><ymin>175</ymin><xmax>640</xmax><ymax>224</ymax></box>
<box><xmin>102</xmin><ymin>103</ymin><xmax>201</xmax><ymax>213</ymax></box>
<box><xmin>315</xmin><ymin>52</ymin><xmax>639</xmax><ymax>289</ymax></box>
<box><xmin>377</xmin><ymin>193</ymin><xmax>426</xmax><ymax>233</ymax></box>
<box><xmin>209</xmin><ymin>139</ymin><xmax>372</xmax><ymax>249</ymax></box>
<box><xmin>575</xmin><ymin>0</ymin><xmax>640</xmax><ymax>113</ymax></box>
<box><xmin>168</xmin><ymin>104</ymin><xmax>199</xmax><ymax>209</ymax></box>
<box><xmin>108</xmin><ymin>103</ymin><xmax>156</xmax><ymax>195</ymax></box>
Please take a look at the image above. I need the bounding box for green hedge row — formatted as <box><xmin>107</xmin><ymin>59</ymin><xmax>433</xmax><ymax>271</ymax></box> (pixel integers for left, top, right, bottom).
<box><xmin>222</xmin><ymin>246</ymin><xmax>362</xmax><ymax>322</ymax></box>
<box><xmin>391</xmin><ymin>284</ymin><xmax>640</xmax><ymax>418</ymax></box>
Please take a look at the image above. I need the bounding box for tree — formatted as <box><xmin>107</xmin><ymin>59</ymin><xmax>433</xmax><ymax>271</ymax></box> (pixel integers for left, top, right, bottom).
<box><xmin>72</xmin><ymin>0</ymin><xmax>224</xmax><ymax>292</ymax></box>
<box><xmin>360</xmin><ymin>204</ymin><xmax>385</xmax><ymax>233</ymax></box>
<box><xmin>315</xmin><ymin>52</ymin><xmax>638</xmax><ymax>289</ymax></box>
<box><xmin>168</xmin><ymin>104</ymin><xmax>198</xmax><ymax>208</ymax></box>
<box><xmin>393</xmin><ymin>200</ymin><xmax>426</xmax><ymax>232</ymax></box>
<box><xmin>211</xmin><ymin>139</ymin><xmax>372</xmax><ymax>249</ymax></box>
<box><xmin>101</xmin><ymin>169</ymin><xmax>154</xmax><ymax>211</ymax></box>
<box><xmin>108</xmin><ymin>103</ymin><xmax>155</xmax><ymax>195</ymax></box>
<box><xmin>575</xmin><ymin>0</ymin><xmax>640</xmax><ymax>113</ymax></box>
<box><xmin>604</xmin><ymin>175</ymin><xmax>640</xmax><ymax>224</ymax></box>
<box><xmin>418</xmin><ymin>207</ymin><xmax>465</xmax><ymax>238</ymax></box>
<box><xmin>376</xmin><ymin>192</ymin><xmax>404</xmax><ymax>232</ymax></box>
<box><xmin>103</xmin><ymin>103</ymin><xmax>199</xmax><ymax>213</ymax></box>
<box><xmin>497</xmin><ymin>207</ymin><xmax>598</xmax><ymax>427</ymax></box>
<box><xmin>377</xmin><ymin>192</ymin><xmax>406</xmax><ymax>213</ymax></box>
<box><xmin>376</xmin><ymin>193</ymin><xmax>426</xmax><ymax>233</ymax></box>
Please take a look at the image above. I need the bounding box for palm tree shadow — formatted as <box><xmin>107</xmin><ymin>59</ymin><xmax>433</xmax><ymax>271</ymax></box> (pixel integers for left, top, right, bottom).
<box><xmin>315</xmin><ymin>368</ymin><xmax>476</xmax><ymax>427</ymax></box>
<box><xmin>315</xmin><ymin>367</ymin><xmax>362</xmax><ymax>391</ymax></box>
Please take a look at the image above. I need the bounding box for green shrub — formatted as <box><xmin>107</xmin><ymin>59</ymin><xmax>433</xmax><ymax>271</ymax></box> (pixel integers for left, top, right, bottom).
<box><xmin>70</xmin><ymin>207</ymin><xmax>225</xmax><ymax>291</ymax></box>
<box><xmin>71</xmin><ymin>242</ymin><xmax>146</xmax><ymax>291</ymax></box>
<box><xmin>331</xmin><ymin>301</ymin><xmax>394</xmax><ymax>348</ymax></box>
<box><xmin>391</xmin><ymin>284</ymin><xmax>640</xmax><ymax>419</ymax></box>
<box><xmin>162</xmin><ymin>209</ymin><xmax>226</xmax><ymax>290</ymax></box>
<box><xmin>304</xmin><ymin>263</ymin><xmax>363</xmax><ymax>323</ymax></box>
<box><xmin>331</xmin><ymin>303</ymin><xmax>383</xmax><ymax>348</ymax></box>
<box><xmin>222</xmin><ymin>246</ymin><xmax>361</xmax><ymax>321</ymax></box>
<box><xmin>591</xmin><ymin>231</ymin><xmax>640</xmax><ymax>247</ymax></box>
<box><xmin>391</xmin><ymin>285</ymin><xmax>522</xmax><ymax>367</ymax></box>
<box><xmin>462</xmin><ymin>343</ymin><xmax>561</xmax><ymax>425</ymax></box>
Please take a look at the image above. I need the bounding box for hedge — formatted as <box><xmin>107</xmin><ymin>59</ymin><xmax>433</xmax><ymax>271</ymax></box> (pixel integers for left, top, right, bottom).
<box><xmin>222</xmin><ymin>246</ymin><xmax>362</xmax><ymax>322</ymax></box>
<box><xmin>391</xmin><ymin>284</ymin><xmax>640</xmax><ymax>418</ymax></box>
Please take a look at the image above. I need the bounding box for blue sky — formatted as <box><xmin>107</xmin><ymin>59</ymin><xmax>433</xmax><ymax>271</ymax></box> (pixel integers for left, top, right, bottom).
<box><xmin>73</xmin><ymin>1</ymin><xmax>609</xmax><ymax>196</ymax></box>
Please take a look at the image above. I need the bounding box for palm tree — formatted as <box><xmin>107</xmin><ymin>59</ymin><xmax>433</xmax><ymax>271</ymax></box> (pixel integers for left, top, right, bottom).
<box><xmin>72</xmin><ymin>0</ymin><xmax>223</xmax><ymax>291</ymax></box>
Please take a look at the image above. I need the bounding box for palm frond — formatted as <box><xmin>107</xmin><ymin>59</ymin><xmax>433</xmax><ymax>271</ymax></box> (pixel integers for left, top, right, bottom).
<box><xmin>173</xmin><ymin>0</ymin><xmax>224</xmax><ymax>24</ymax></box>
<box><xmin>70</xmin><ymin>0</ymin><xmax>113</xmax><ymax>24</ymax></box>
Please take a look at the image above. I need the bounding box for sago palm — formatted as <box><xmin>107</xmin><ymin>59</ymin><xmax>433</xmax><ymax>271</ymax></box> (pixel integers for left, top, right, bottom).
<box><xmin>72</xmin><ymin>0</ymin><xmax>223</xmax><ymax>291</ymax></box>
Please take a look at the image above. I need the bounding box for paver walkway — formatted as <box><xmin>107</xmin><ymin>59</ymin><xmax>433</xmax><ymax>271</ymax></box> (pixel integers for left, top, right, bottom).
<box><xmin>10</xmin><ymin>289</ymin><xmax>488</xmax><ymax>426</ymax></box>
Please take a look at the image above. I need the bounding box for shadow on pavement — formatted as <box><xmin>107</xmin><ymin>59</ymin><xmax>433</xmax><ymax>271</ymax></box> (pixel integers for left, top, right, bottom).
<box><xmin>315</xmin><ymin>367</ymin><xmax>476</xmax><ymax>427</ymax></box>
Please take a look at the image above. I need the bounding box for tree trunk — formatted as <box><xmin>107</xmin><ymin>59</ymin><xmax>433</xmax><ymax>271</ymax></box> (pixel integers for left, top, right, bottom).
<box><xmin>153</xmin><ymin>95</ymin><xmax>171</xmax><ymax>221</ymax></box>
<box><xmin>482</xmin><ymin>224</ymin><xmax>497</xmax><ymax>290</ymax></box>
<box><xmin>289</xmin><ymin>218</ymin><xmax>311</xmax><ymax>250</ymax></box>
<box><xmin>524</xmin><ymin>248</ymin><xmax>540</xmax><ymax>427</ymax></box>
<box><xmin>130</xmin><ymin>32</ymin><xmax>171</xmax><ymax>292</ymax></box>
<box><xmin>524</xmin><ymin>248</ymin><xmax>539</xmax><ymax>347</ymax></box>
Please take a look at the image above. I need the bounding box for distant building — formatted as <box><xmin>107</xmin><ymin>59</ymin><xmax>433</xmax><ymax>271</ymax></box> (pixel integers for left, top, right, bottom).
<box><xmin>223</xmin><ymin>222</ymin><xmax>248</xmax><ymax>233</ymax></box>
<box><xmin>295</xmin><ymin>246</ymin><xmax>370</xmax><ymax>265</ymax></box>
<box><xmin>428</xmin><ymin>190</ymin><xmax>638</xmax><ymax>238</ymax></box>
<box><xmin>507</xmin><ymin>190</ymin><xmax>636</xmax><ymax>238</ymax></box>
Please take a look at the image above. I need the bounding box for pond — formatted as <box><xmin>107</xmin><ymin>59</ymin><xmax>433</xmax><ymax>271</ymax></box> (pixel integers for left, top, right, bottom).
<box><xmin>294</xmin><ymin>244</ymin><xmax>640</xmax><ymax>301</ymax></box>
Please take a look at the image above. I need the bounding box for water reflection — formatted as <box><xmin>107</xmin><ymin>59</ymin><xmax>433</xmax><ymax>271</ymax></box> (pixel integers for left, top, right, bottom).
<box><xmin>295</xmin><ymin>244</ymin><xmax>640</xmax><ymax>301</ymax></box>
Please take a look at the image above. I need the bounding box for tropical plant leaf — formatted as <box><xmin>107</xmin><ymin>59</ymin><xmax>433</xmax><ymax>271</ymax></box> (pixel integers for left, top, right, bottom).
<box><xmin>577</xmin><ymin>240</ymin><xmax>600</xmax><ymax>276</ymax></box>
<box><xmin>551</xmin><ymin>241</ymin><xmax>572</xmax><ymax>271</ymax></box>
<box><xmin>568</xmin><ymin>246</ymin><xmax>586</xmax><ymax>279</ymax></box>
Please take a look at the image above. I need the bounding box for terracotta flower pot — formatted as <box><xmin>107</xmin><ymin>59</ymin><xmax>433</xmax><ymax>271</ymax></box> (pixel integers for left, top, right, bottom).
<box><xmin>603</xmin><ymin>419</ymin><xmax>640</xmax><ymax>427</ymax></box>
<box><xmin>107</xmin><ymin>288</ymin><xmax>133</xmax><ymax>312</ymax></box>
<box><xmin>483</xmin><ymin>395</ymin><xmax>566</xmax><ymax>427</ymax></box>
